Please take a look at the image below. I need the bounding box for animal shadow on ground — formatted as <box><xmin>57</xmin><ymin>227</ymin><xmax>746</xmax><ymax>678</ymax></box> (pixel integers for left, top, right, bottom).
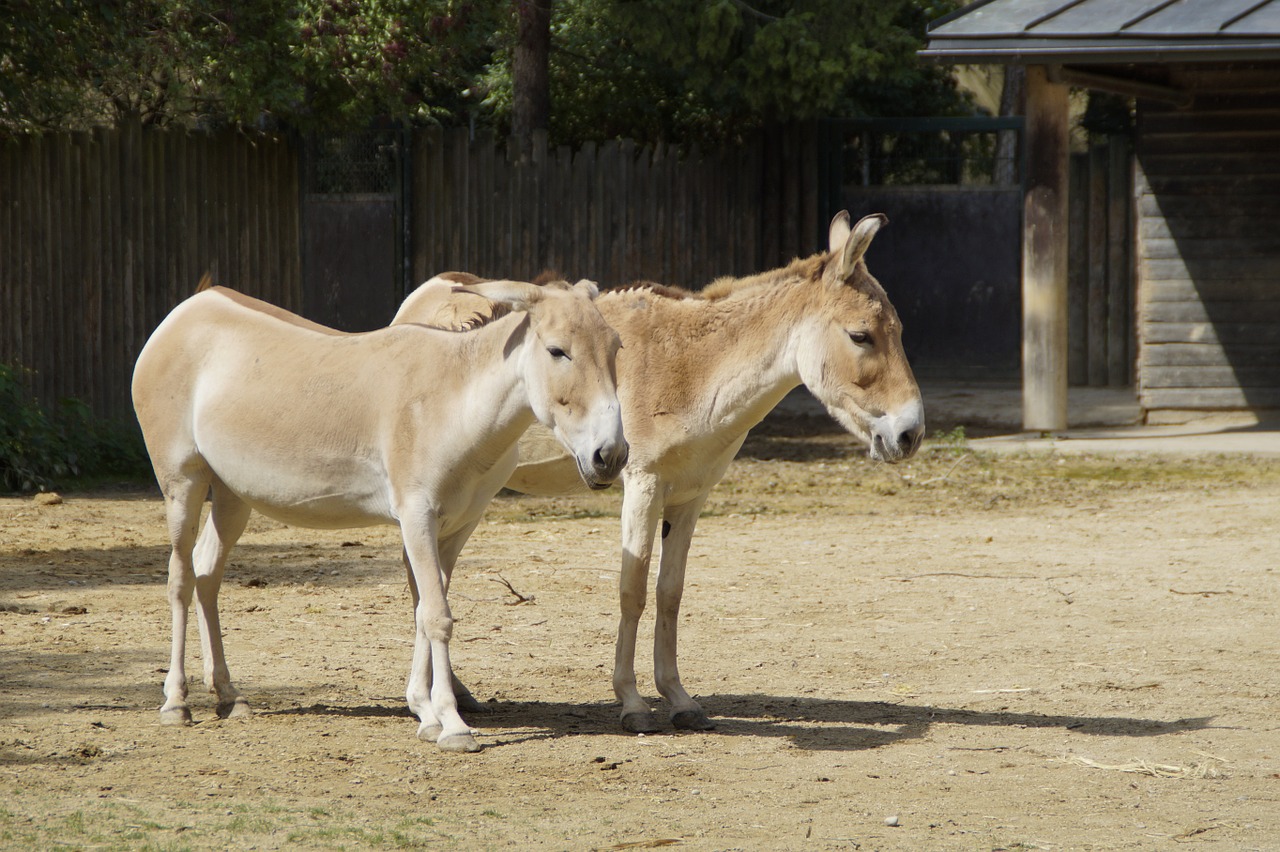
<box><xmin>262</xmin><ymin>694</ymin><xmax>1214</xmax><ymax>753</ymax></box>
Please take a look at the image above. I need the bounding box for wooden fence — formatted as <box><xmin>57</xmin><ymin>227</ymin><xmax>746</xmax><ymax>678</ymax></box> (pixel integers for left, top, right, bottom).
<box><xmin>1</xmin><ymin>125</ymin><xmax>300</xmax><ymax>422</ymax></box>
<box><xmin>2</xmin><ymin>123</ymin><xmax>818</xmax><ymax>424</ymax></box>
<box><xmin>410</xmin><ymin>126</ymin><xmax>819</xmax><ymax>288</ymax></box>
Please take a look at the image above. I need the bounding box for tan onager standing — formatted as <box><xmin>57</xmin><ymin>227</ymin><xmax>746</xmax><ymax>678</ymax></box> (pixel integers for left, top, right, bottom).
<box><xmin>133</xmin><ymin>280</ymin><xmax>626</xmax><ymax>752</ymax></box>
<box><xmin>395</xmin><ymin>211</ymin><xmax>923</xmax><ymax>733</ymax></box>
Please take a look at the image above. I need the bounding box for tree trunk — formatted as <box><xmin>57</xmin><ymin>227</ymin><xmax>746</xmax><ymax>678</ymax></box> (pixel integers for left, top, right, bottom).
<box><xmin>995</xmin><ymin>66</ymin><xmax>1025</xmax><ymax>186</ymax></box>
<box><xmin>512</xmin><ymin>0</ymin><xmax>551</xmax><ymax>159</ymax></box>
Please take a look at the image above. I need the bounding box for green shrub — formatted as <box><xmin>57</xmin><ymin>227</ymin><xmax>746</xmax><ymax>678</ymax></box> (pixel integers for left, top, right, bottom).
<box><xmin>0</xmin><ymin>362</ymin><xmax>149</xmax><ymax>493</ymax></box>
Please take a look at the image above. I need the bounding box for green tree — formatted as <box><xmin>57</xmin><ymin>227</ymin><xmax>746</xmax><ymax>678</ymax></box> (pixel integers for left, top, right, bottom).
<box><xmin>484</xmin><ymin>0</ymin><xmax>969</xmax><ymax>145</ymax></box>
<box><xmin>3</xmin><ymin>1</ymin><xmax>965</xmax><ymax>140</ymax></box>
<box><xmin>1</xmin><ymin>0</ymin><xmax>502</xmax><ymax>133</ymax></box>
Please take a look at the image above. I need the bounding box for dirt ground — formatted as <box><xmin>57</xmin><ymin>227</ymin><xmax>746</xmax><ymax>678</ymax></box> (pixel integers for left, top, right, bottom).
<box><xmin>3</xmin><ymin>414</ymin><xmax>1280</xmax><ymax>851</ymax></box>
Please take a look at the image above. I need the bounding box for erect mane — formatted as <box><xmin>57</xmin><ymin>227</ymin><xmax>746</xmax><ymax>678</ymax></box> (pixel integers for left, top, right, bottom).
<box><xmin>605</xmin><ymin>281</ymin><xmax>699</xmax><ymax>300</ymax></box>
<box><xmin>700</xmin><ymin>253</ymin><xmax>828</xmax><ymax>300</ymax></box>
<box><xmin>415</xmin><ymin>270</ymin><xmax>581</xmax><ymax>332</ymax></box>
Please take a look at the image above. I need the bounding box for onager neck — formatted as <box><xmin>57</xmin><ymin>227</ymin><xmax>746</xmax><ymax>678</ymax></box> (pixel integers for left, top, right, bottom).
<box><xmin>451</xmin><ymin>314</ymin><xmax>540</xmax><ymax>460</ymax></box>
<box><xmin>684</xmin><ymin>282</ymin><xmax>806</xmax><ymax>436</ymax></box>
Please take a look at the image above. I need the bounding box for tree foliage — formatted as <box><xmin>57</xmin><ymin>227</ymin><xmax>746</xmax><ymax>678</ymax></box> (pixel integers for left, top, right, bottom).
<box><xmin>2</xmin><ymin>1</ymin><xmax>967</xmax><ymax>142</ymax></box>
<box><xmin>1</xmin><ymin>0</ymin><xmax>501</xmax><ymax>133</ymax></box>
<box><xmin>486</xmin><ymin>0</ymin><xmax>969</xmax><ymax>145</ymax></box>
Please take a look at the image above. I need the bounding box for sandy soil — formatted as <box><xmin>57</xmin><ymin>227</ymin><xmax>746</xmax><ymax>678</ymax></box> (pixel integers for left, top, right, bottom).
<box><xmin>3</xmin><ymin>422</ymin><xmax>1280</xmax><ymax>851</ymax></box>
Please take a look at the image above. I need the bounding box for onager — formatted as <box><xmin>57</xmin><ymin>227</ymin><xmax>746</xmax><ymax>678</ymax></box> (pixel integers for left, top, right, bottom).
<box><xmin>132</xmin><ymin>280</ymin><xmax>626</xmax><ymax>752</ymax></box>
<box><xmin>394</xmin><ymin>211</ymin><xmax>924</xmax><ymax>734</ymax></box>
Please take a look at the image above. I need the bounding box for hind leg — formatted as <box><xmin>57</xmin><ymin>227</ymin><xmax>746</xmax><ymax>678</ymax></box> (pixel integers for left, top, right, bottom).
<box><xmin>159</xmin><ymin>471</ymin><xmax>213</xmax><ymax>725</ymax></box>
<box><xmin>192</xmin><ymin>481</ymin><xmax>252</xmax><ymax>719</ymax></box>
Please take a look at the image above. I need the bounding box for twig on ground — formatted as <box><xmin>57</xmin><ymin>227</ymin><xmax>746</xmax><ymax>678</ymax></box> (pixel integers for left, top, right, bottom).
<box><xmin>492</xmin><ymin>574</ymin><xmax>535</xmax><ymax>605</ymax></box>
<box><xmin>920</xmin><ymin>452</ymin><xmax>973</xmax><ymax>485</ymax></box>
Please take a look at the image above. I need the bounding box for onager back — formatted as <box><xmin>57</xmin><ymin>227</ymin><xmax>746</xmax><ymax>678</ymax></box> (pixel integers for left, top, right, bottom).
<box><xmin>132</xmin><ymin>281</ymin><xmax>625</xmax><ymax>752</ymax></box>
<box><xmin>395</xmin><ymin>211</ymin><xmax>923</xmax><ymax>734</ymax></box>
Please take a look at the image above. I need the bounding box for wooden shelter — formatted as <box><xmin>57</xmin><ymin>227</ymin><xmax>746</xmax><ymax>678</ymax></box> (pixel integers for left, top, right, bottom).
<box><xmin>922</xmin><ymin>0</ymin><xmax>1280</xmax><ymax>429</ymax></box>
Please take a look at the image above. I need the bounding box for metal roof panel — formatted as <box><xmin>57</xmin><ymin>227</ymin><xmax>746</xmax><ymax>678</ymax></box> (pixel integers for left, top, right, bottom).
<box><xmin>924</xmin><ymin>0</ymin><xmax>1280</xmax><ymax>63</ymax></box>
<box><xmin>928</xmin><ymin>0</ymin><xmax>1075</xmax><ymax>36</ymax></box>
<box><xmin>1130</xmin><ymin>0</ymin><xmax>1277</xmax><ymax>35</ymax></box>
<box><xmin>1031</xmin><ymin>0</ymin><xmax>1170</xmax><ymax>35</ymax></box>
<box><xmin>929</xmin><ymin>0</ymin><xmax>1280</xmax><ymax>38</ymax></box>
<box><xmin>1225</xmin><ymin>3</ymin><xmax>1280</xmax><ymax>34</ymax></box>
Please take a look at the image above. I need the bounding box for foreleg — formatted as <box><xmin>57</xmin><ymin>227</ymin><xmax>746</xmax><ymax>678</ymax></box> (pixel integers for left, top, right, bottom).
<box><xmin>402</xmin><ymin>513</ymin><xmax>479</xmax><ymax>752</ymax></box>
<box><xmin>404</xmin><ymin>521</ymin><xmax>484</xmax><ymax>716</ymax></box>
<box><xmin>654</xmin><ymin>495</ymin><xmax>714</xmax><ymax>730</ymax></box>
<box><xmin>613</xmin><ymin>475</ymin><xmax>663</xmax><ymax>733</ymax></box>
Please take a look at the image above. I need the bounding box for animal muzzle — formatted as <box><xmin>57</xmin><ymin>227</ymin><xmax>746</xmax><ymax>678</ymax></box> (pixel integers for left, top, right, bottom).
<box><xmin>581</xmin><ymin>436</ymin><xmax>629</xmax><ymax>489</ymax></box>
<box><xmin>868</xmin><ymin>403</ymin><xmax>925</xmax><ymax>463</ymax></box>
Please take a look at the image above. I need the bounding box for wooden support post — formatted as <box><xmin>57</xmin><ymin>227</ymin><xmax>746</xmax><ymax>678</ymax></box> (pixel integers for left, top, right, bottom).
<box><xmin>1022</xmin><ymin>65</ymin><xmax>1070</xmax><ymax>432</ymax></box>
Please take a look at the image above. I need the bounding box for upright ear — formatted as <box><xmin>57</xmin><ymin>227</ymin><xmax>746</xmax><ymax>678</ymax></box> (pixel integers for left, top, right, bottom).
<box><xmin>460</xmin><ymin>279</ymin><xmax>543</xmax><ymax>312</ymax></box>
<box><xmin>838</xmin><ymin>213</ymin><xmax>888</xmax><ymax>280</ymax></box>
<box><xmin>572</xmin><ymin>278</ymin><xmax>599</xmax><ymax>299</ymax></box>
<box><xmin>828</xmin><ymin>210</ymin><xmax>852</xmax><ymax>252</ymax></box>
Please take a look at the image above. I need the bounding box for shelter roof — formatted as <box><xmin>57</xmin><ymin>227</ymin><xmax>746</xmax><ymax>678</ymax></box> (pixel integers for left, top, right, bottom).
<box><xmin>921</xmin><ymin>0</ymin><xmax>1280</xmax><ymax>64</ymax></box>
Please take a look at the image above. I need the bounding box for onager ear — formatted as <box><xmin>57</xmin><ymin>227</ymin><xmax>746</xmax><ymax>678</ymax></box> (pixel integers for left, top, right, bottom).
<box><xmin>827</xmin><ymin>210</ymin><xmax>852</xmax><ymax>253</ymax></box>
<box><xmin>461</xmin><ymin>279</ymin><xmax>543</xmax><ymax>312</ymax></box>
<box><xmin>572</xmin><ymin>278</ymin><xmax>600</xmax><ymax>299</ymax></box>
<box><xmin>838</xmin><ymin>213</ymin><xmax>888</xmax><ymax>280</ymax></box>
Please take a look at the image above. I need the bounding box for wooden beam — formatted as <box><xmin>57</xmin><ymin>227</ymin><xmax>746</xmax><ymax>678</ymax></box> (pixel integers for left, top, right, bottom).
<box><xmin>1022</xmin><ymin>65</ymin><xmax>1071</xmax><ymax>431</ymax></box>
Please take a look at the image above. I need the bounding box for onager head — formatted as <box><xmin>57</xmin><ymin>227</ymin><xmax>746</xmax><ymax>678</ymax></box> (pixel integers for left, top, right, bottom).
<box><xmin>466</xmin><ymin>278</ymin><xmax>628</xmax><ymax>488</ymax></box>
<box><xmin>794</xmin><ymin>211</ymin><xmax>925</xmax><ymax>463</ymax></box>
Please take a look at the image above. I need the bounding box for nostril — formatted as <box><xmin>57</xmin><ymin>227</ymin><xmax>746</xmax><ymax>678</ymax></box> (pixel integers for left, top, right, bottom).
<box><xmin>899</xmin><ymin>427</ymin><xmax>922</xmax><ymax>453</ymax></box>
<box><xmin>593</xmin><ymin>448</ymin><xmax>607</xmax><ymax>471</ymax></box>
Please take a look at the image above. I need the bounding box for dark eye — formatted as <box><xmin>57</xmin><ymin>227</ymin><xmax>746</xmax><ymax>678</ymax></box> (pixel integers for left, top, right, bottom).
<box><xmin>548</xmin><ymin>346</ymin><xmax>569</xmax><ymax>360</ymax></box>
<box><xmin>848</xmin><ymin>331</ymin><xmax>872</xmax><ymax>346</ymax></box>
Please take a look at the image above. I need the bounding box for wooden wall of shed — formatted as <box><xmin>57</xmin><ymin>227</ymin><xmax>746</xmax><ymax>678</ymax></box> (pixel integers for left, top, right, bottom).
<box><xmin>1135</xmin><ymin>63</ymin><xmax>1280</xmax><ymax>417</ymax></box>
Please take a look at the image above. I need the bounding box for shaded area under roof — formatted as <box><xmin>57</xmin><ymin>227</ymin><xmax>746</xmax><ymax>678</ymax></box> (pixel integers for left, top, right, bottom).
<box><xmin>922</xmin><ymin>0</ymin><xmax>1280</xmax><ymax>63</ymax></box>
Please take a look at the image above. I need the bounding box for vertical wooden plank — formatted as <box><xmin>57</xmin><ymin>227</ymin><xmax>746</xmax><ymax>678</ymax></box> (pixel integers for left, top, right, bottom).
<box><xmin>427</xmin><ymin>127</ymin><xmax>444</xmax><ymax>280</ymax></box>
<box><xmin>100</xmin><ymin>125</ymin><xmax>120</xmax><ymax>417</ymax></box>
<box><xmin>1106</xmin><ymin>138</ymin><xmax>1132</xmax><ymax>387</ymax></box>
<box><xmin>80</xmin><ymin>132</ymin><xmax>103</xmax><ymax>416</ymax></box>
<box><xmin>51</xmin><ymin>133</ymin><xmax>67</xmax><ymax>403</ymax></box>
<box><xmin>142</xmin><ymin>129</ymin><xmax>160</xmax><ymax>349</ymax></box>
<box><xmin>17</xmin><ymin>136</ymin><xmax>33</xmax><ymax>375</ymax></box>
<box><xmin>1021</xmin><ymin>65</ymin><xmax>1070</xmax><ymax>432</ymax></box>
<box><xmin>1086</xmin><ymin>143</ymin><xmax>1108</xmax><ymax>387</ymax></box>
<box><xmin>532</xmin><ymin>128</ymin><xmax>548</xmax><ymax>274</ymax></box>
<box><xmin>123</xmin><ymin>121</ymin><xmax>141</xmax><ymax>391</ymax></box>
<box><xmin>0</xmin><ymin>140</ymin><xmax>13</xmax><ymax>368</ymax></box>
<box><xmin>1132</xmin><ymin>156</ymin><xmax>1151</xmax><ymax>409</ymax></box>
<box><xmin>237</xmin><ymin>134</ymin><xmax>253</xmax><ymax>294</ymax></box>
<box><xmin>167</xmin><ymin>132</ymin><xmax>185</xmax><ymax>311</ymax></box>
<box><xmin>1067</xmin><ymin>152</ymin><xmax>1088</xmax><ymax>386</ymax></box>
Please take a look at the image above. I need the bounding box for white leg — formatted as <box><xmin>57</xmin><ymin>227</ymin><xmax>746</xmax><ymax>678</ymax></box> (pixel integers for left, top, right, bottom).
<box><xmin>159</xmin><ymin>477</ymin><xmax>209</xmax><ymax>725</ymax></box>
<box><xmin>654</xmin><ymin>495</ymin><xmax>714</xmax><ymax>730</ymax></box>
<box><xmin>405</xmin><ymin>522</ymin><xmax>484</xmax><ymax>721</ymax></box>
<box><xmin>192</xmin><ymin>481</ymin><xmax>252</xmax><ymax>719</ymax></box>
<box><xmin>613</xmin><ymin>474</ymin><xmax>663</xmax><ymax>733</ymax></box>
<box><xmin>402</xmin><ymin>514</ymin><xmax>479</xmax><ymax>752</ymax></box>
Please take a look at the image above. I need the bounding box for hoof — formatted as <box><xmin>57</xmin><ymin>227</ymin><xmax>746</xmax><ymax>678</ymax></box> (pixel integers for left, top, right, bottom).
<box><xmin>672</xmin><ymin>709</ymin><xmax>716</xmax><ymax>731</ymax></box>
<box><xmin>217</xmin><ymin>698</ymin><xmax>252</xmax><ymax>720</ymax></box>
<box><xmin>416</xmin><ymin>721</ymin><xmax>443</xmax><ymax>742</ymax></box>
<box><xmin>621</xmin><ymin>710</ymin><xmax>662</xmax><ymax>734</ymax></box>
<box><xmin>436</xmin><ymin>732</ymin><xmax>481</xmax><ymax>753</ymax></box>
<box><xmin>159</xmin><ymin>706</ymin><xmax>193</xmax><ymax>726</ymax></box>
